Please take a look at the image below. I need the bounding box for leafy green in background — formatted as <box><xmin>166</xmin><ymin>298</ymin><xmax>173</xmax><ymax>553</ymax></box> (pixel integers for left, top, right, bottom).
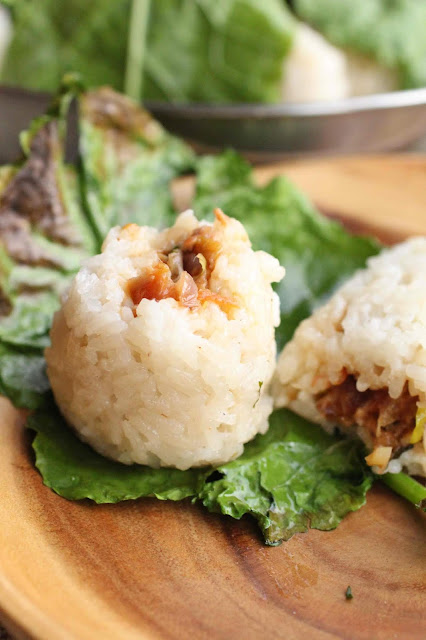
<box><xmin>292</xmin><ymin>0</ymin><xmax>426</xmax><ymax>89</ymax></box>
<box><xmin>0</xmin><ymin>81</ymin><xmax>95</xmax><ymax>330</ymax></box>
<box><xmin>1</xmin><ymin>0</ymin><xmax>131</xmax><ymax>91</ymax></box>
<box><xmin>0</xmin><ymin>345</ymin><xmax>49</xmax><ymax>410</ymax></box>
<box><xmin>2</xmin><ymin>0</ymin><xmax>295</xmax><ymax>103</ymax></box>
<box><xmin>79</xmin><ymin>87</ymin><xmax>195</xmax><ymax>244</ymax></box>
<box><xmin>194</xmin><ymin>151</ymin><xmax>380</xmax><ymax>349</ymax></box>
<box><xmin>3</xmin><ymin>0</ymin><xmax>426</xmax><ymax>103</ymax></box>
<box><xmin>143</xmin><ymin>0</ymin><xmax>295</xmax><ymax>103</ymax></box>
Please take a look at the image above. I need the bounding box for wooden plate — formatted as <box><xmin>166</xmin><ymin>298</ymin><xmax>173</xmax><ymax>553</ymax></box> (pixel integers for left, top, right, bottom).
<box><xmin>1</xmin><ymin>156</ymin><xmax>425</xmax><ymax>640</ymax></box>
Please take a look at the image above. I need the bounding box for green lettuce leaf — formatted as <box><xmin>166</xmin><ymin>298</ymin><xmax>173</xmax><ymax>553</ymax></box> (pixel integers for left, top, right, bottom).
<box><xmin>28</xmin><ymin>402</ymin><xmax>206</xmax><ymax>502</ymax></box>
<box><xmin>0</xmin><ymin>291</ymin><xmax>59</xmax><ymax>348</ymax></box>
<box><xmin>143</xmin><ymin>0</ymin><xmax>295</xmax><ymax>103</ymax></box>
<box><xmin>0</xmin><ymin>78</ymin><xmax>96</xmax><ymax>306</ymax></box>
<box><xmin>292</xmin><ymin>0</ymin><xmax>426</xmax><ymax>89</ymax></box>
<box><xmin>3</xmin><ymin>0</ymin><xmax>295</xmax><ymax>103</ymax></box>
<box><xmin>78</xmin><ymin>87</ymin><xmax>195</xmax><ymax>245</ymax></box>
<box><xmin>193</xmin><ymin>151</ymin><xmax>380</xmax><ymax>349</ymax></box>
<box><xmin>0</xmin><ymin>82</ymin><xmax>99</xmax><ymax>406</ymax></box>
<box><xmin>27</xmin><ymin>402</ymin><xmax>372</xmax><ymax>544</ymax></box>
<box><xmin>0</xmin><ymin>345</ymin><xmax>49</xmax><ymax>409</ymax></box>
<box><xmin>1</xmin><ymin>0</ymin><xmax>130</xmax><ymax>91</ymax></box>
<box><xmin>0</xmin><ymin>84</ymin><xmax>194</xmax><ymax>408</ymax></box>
<box><xmin>4</xmin><ymin>0</ymin><xmax>425</xmax><ymax>100</ymax></box>
<box><xmin>201</xmin><ymin>409</ymin><xmax>373</xmax><ymax>545</ymax></box>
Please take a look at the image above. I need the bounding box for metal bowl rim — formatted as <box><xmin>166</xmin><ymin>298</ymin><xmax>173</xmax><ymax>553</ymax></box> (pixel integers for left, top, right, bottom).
<box><xmin>1</xmin><ymin>83</ymin><xmax>425</xmax><ymax>120</ymax></box>
<box><xmin>145</xmin><ymin>88</ymin><xmax>426</xmax><ymax>119</ymax></box>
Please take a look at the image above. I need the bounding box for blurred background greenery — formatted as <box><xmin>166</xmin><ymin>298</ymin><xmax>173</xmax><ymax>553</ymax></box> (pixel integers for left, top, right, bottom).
<box><xmin>0</xmin><ymin>0</ymin><xmax>425</xmax><ymax>104</ymax></box>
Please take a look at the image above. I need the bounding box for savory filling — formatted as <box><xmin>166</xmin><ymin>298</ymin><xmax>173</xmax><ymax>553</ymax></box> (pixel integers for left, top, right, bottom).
<box><xmin>127</xmin><ymin>210</ymin><xmax>237</xmax><ymax>315</ymax></box>
<box><xmin>316</xmin><ymin>374</ymin><xmax>417</xmax><ymax>457</ymax></box>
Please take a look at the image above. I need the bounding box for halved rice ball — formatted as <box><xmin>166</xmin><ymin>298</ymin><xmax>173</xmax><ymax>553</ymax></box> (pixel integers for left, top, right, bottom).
<box><xmin>273</xmin><ymin>238</ymin><xmax>426</xmax><ymax>477</ymax></box>
<box><xmin>46</xmin><ymin>209</ymin><xmax>284</xmax><ymax>470</ymax></box>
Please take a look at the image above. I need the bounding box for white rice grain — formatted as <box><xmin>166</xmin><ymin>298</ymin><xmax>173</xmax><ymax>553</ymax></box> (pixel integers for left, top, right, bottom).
<box><xmin>46</xmin><ymin>210</ymin><xmax>284</xmax><ymax>470</ymax></box>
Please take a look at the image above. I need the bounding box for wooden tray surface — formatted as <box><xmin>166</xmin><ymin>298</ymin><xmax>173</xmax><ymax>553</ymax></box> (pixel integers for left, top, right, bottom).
<box><xmin>1</xmin><ymin>156</ymin><xmax>425</xmax><ymax>640</ymax></box>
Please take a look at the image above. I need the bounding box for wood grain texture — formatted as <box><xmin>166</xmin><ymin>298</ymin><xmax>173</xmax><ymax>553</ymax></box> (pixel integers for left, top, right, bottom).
<box><xmin>0</xmin><ymin>156</ymin><xmax>425</xmax><ymax>640</ymax></box>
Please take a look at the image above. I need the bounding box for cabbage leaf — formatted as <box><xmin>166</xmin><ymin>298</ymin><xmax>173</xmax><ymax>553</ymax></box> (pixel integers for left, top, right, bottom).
<box><xmin>1</xmin><ymin>0</ymin><xmax>130</xmax><ymax>91</ymax></box>
<box><xmin>0</xmin><ymin>81</ymin><xmax>96</xmax><ymax>403</ymax></box>
<box><xmin>143</xmin><ymin>0</ymin><xmax>295</xmax><ymax>103</ymax></box>
<box><xmin>2</xmin><ymin>0</ymin><xmax>295</xmax><ymax>103</ymax></box>
<box><xmin>292</xmin><ymin>0</ymin><xmax>426</xmax><ymax>89</ymax></box>
<box><xmin>3</xmin><ymin>0</ymin><xmax>426</xmax><ymax>101</ymax></box>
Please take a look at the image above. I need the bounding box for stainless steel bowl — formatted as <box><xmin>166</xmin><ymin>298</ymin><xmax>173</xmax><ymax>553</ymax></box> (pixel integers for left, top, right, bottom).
<box><xmin>147</xmin><ymin>88</ymin><xmax>426</xmax><ymax>161</ymax></box>
<box><xmin>1</xmin><ymin>84</ymin><xmax>425</xmax><ymax>163</ymax></box>
<box><xmin>0</xmin><ymin>85</ymin><xmax>50</xmax><ymax>163</ymax></box>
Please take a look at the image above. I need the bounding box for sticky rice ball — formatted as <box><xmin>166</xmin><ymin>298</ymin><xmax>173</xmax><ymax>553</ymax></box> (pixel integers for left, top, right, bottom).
<box><xmin>273</xmin><ymin>238</ymin><xmax>426</xmax><ymax>477</ymax></box>
<box><xmin>46</xmin><ymin>209</ymin><xmax>285</xmax><ymax>470</ymax></box>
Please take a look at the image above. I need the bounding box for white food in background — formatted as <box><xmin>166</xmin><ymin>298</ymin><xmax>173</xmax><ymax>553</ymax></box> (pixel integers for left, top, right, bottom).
<box><xmin>281</xmin><ymin>23</ymin><xmax>399</xmax><ymax>103</ymax></box>
<box><xmin>46</xmin><ymin>210</ymin><xmax>285</xmax><ymax>470</ymax></box>
<box><xmin>0</xmin><ymin>7</ymin><xmax>12</xmax><ymax>72</ymax></box>
<box><xmin>345</xmin><ymin>52</ymin><xmax>398</xmax><ymax>97</ymax></box>
<box><xmin>281</xmin><ymin>24</ymin><xmax>350</xmax><ymax>102</ymax></box>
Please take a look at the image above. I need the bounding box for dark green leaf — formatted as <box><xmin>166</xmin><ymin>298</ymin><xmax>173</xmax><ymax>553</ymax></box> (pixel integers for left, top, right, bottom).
<box><xmin>28</xmin><ymin>402</ymin><xmax>372</xmax><ymax>544</ymax></box>
<box><xmin>200</xmin><ymin>409</ymin><xmax>373</xmax><ymax>545</ymax></box>
<box><xmin>28</xmin><ymin>402</ymin><xmax>207</xmax><ymax>503</ymax></box>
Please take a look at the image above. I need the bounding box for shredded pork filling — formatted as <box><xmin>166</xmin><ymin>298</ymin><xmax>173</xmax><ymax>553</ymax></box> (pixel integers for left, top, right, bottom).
<box><xmin>315</xmin><ymin>375</ymin><xmax>417</xmax><ymax>453</ymax></box>
<box><xmin>127</xmin><ymin>211</ymin><xmax>237</xmax><ymax>315</ymax></box>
